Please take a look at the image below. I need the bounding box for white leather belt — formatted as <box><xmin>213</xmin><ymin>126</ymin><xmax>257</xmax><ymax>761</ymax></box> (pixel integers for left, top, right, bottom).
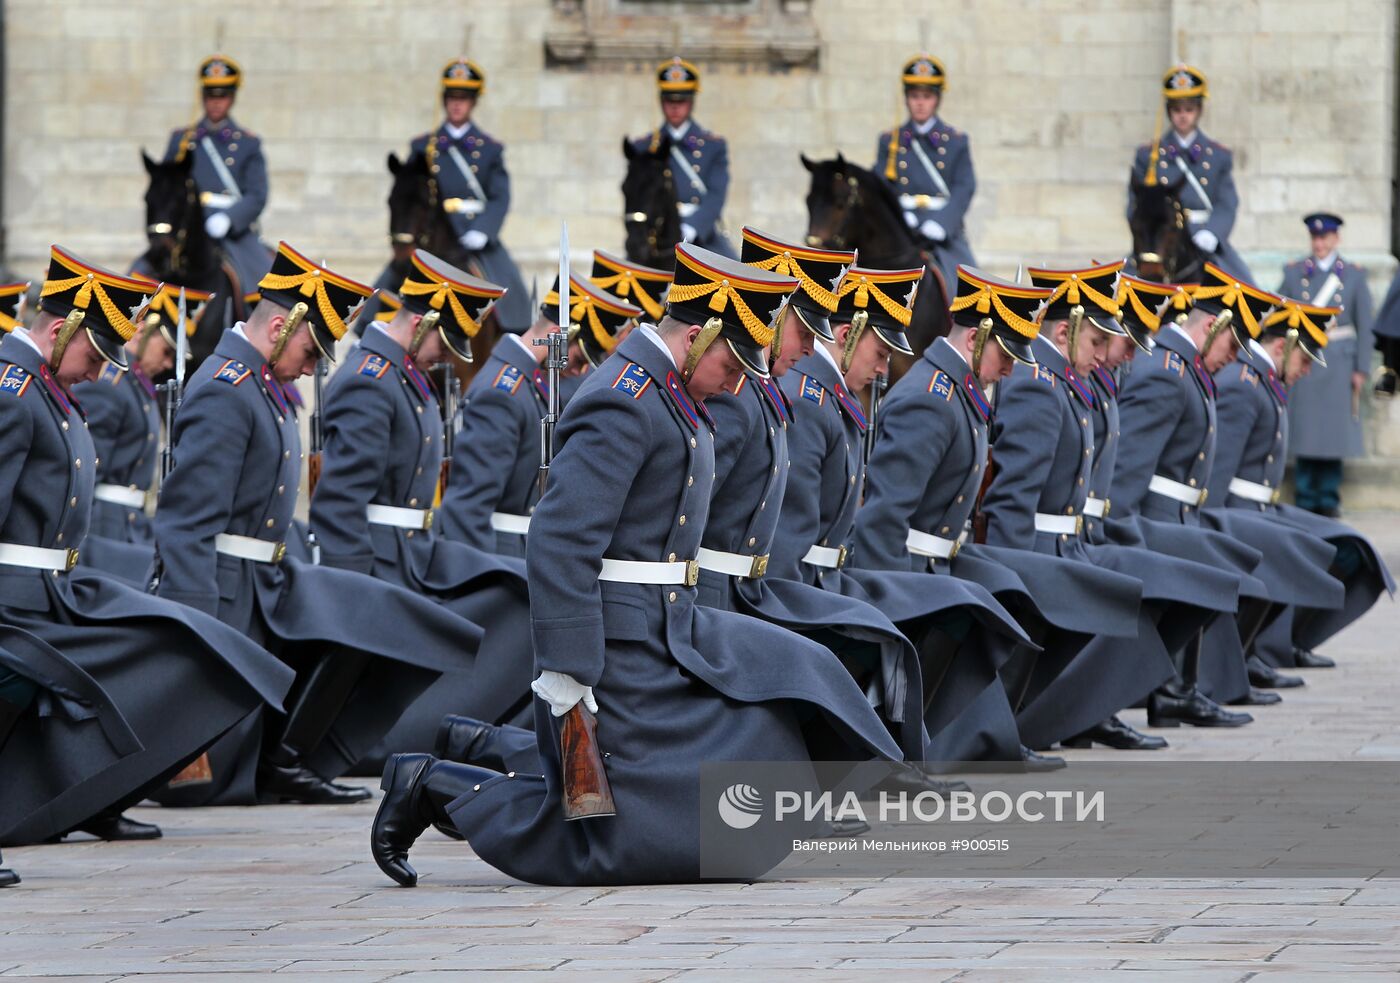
<box><xmin>1034</xmin><ymin>513</ymin><xmax>1083</xmax><ymax>535</ymax></box>
<box><xmin>441</xmin><ymin>197</ymin><xmax>485</xmax><ymax>216</ymax></box>
<box><xmin>490</xmin><ymin>512</ymin><xmax>532</xmax><ymax>535</ymax></box>
<box><xmin>1149</xmin><ymin>474</ymin><xmax>1207</xmax><ymax>507</ymax></box>
<box><xmin>1084</xmin><ymin>496</ymin><xmax>1109</xmax><ymax>518</ymax></box>
<box><xmin>199</xmin><ymin>191</ymin><xmax>237</xmax><ymax>210</ymax></box>
<box><xmin>905</xmin><ymin>528</ymin><xmax>960</xmax><ymax>560</ymax></box>
<box><xmin>677</xmin><ymin>202</ymin><xmax>700</xmax><ymax>218</ymax></box>
<box><xmin>367</xmin><ymin>503</ymin><xmax>434</xmax><ymax>531</ymax></box>
<box><xmin>0</xmin><ymin>543</ymin><xmax>78</xmax><ymax>572</ymax></box>
<box><xmin>598</xmin><ymin>557</ymin><xmax>698</xmax><ymax>587</ymax></box>
<box><xmin>898</xmin><ymin>192</ymin><xmax>948</xmax><ymax>211</ymax></box>
<box><xmin>1327</xmin><ymin>325</ymin><xmax>1356</xmax><ymax>342</ymax></box>
<box><xmin>214</xmin><ymin>533</ymin><xmax>286</xmax><ymax>564</ymax></box>
<box><xmin>697</xmin><ymin>546</ymin><xmax>769</xmax><ymax>579</ymax></box>
<box><xmin>1184</xmin><ymin>208</ymin><xmax>1211</xmax><ymax>224</ymax></box>
<box><xmin>1228</xmin><ymin>477</ymin><xmax>1280</xmax><ymax>505</ymax></box>
<box><xmin>93</xmin><ymin>484</ymin><xmax>146</xmax><ymax>509</ymax></box>
<box><xmin>802</xmin><ymin>544</ymin><xmax>848</xmax><ymax>569</ymax></box>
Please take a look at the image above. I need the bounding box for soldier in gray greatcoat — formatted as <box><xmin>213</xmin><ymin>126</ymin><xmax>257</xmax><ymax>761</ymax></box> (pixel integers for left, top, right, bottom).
<box><xmin>161</xmin><ymin>56</ymin><xmax>273</xmax><ymax>294</ymax></box>
<box><xmin>771</xmin><ymin>263</ymin><xmax>1035</xmax><ymax>766</ymax></box>
<box><xmin>371</xmin><ymin>244</ymin><xmax>905</xmax><ymax>886</ymax></box>
<box><xmin>1210</xmin><ymin>298</ymin><xmax>1393</xmax><ymax>669</ymax></box>
<box><xmin>873</xmin><ymin>54</ymin><xmax>977</xmax><ymax>293</ymax></box>
<box><xmin>437</xmin><ymin>257</ymin><xmax>642</xmax><ymax>556</ymax></box>
<box><xmin>152</xmin><ymin>242</ymin><xmax>485</xmax><ymax>808</ymax></box>
<box><xmin>1277</xmin><ymin>213</ymin><xmax>1374</xmax><ymax>516</ymax></box>
<box><xmin>1128</xmin><ymin>65</ymin><xmax>1252</xmax><ymax>284</ymax></box>
<box><xmin>632</xmin><ymin>58</ymin><xmax>735</xmax><ymax>258</ymax></box>
<box><xmin>309</xmin><ymin>251</ymin><xmax>535</xmax><ymax>763</ymax></box>
<box><xmin>0</xmin><ymin>247</ymin><xmax>293</xmax><ymax>846</ymax></box>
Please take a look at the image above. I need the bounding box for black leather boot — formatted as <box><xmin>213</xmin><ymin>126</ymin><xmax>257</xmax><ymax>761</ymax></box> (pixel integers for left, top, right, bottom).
<box><xmin>259</xmin><ymin>744</ymin><xmax>371</xmax><ymax>804</ymax></box>
<box><xmin>0</xmin><ymin>848</ymin><xmax>18</xmax><ymax>888</ymax></box>
<box><xmin>1021</xmin><ymin>746</ymin><xmax>1066</xmax><ymax>771</ymax></box>
<box><xmin>372</xmin><ymin>754</ymin><xmax>495</xmax><ymax>887</ymax></box>
<box><xmin>1148</xmin><ymin>683</ymin><xmax>1253</xmax><ymax>727</ymax></box>
<box><xmin>72</xmin><ymin>807</ymin><xmax>162</xmax><ymax>841</ymax></box>
<box><xmin>1293</xmin><ymin>647</ymin><xmax>1336</xmax><ymax>669</ymax></box>
<box><xmin>1063</xmin><ymin>715</ymin><xmax>1168</xmax><ymax>750</ymax></box>
<box><xmin>1247</xmin><ymin>655</ymin><xmax>1304</xmax><ymax>689</ymax></box>
<box><xmin>1229</xmin><ymin>686</ymin><xmax>1283</xmax><ymax>706</ymax></box>
<box><xmin>435</xmin><ymin>714</ymin><xmax>501</xmax><ymax>768</ymax></box>
<box><xmin>874</xmin><ymin>762</ymin><xmax>971</xmax><ymax>797</ymax></box>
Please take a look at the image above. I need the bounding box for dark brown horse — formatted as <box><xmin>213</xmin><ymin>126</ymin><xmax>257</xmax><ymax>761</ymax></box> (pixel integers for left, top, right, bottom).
<box><xmin>385</xmin><ymin>151</ymin><xmax>501</xmax><ymax>385</ymax></box>
<box><xmin>1128</xmin><ymin>180</ymin><xmax>1202</xmax><ymax>283</ymax></box>
<box><xmin>801</xmin><ymin>153</ymin><xmax>951</xmax><ymax>378</ymax></box>
<box><xmin>134</xmin><ymin>151</ymin><xmax>246</xmax><ymax>372</ymax></box>
<box><xmin>621</xmin><ymin>135</ymin><xmax>681</xmax><ymax>268</ymax></box>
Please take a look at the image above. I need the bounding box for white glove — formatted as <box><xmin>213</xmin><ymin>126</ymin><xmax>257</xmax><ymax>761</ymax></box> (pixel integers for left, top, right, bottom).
<box><xmin>902</xmin><ymin>209</ymin><xmax>919</xmax><ymax>230</ymax></box>
<box><xmin>1192</xmin><ymin>229</ymin><xmax>1219</xmax><ymax>253</ymax></box>
<box><xmin>204</xmin><ymin>212</ymin><xmax>232</xmax><ymax>240</ymax></box>
<box><xmin>680</xmin><ymin>223</ymin><xmax>697</xmax><ymax>244</ymax></box>
<box><xmin>531</xmin><ymin>670</ymin><xmax>599</xmax><ymax>717</ymax></box>
<box><xmin>460</xmin><ymin>229</ymin><xmax>489</xmax><ymax>251</ymax></box>
<box><xmin>920</xmin><ymin>218</ymin><xmax>947</xmax><ymax>242</ymax></box>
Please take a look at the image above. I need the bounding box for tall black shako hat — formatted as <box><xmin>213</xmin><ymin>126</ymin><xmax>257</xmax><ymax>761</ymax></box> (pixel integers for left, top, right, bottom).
<box><xmin>948</xmin><ymin>266</ymin><xmax>1051</xmax><ymax>367</ymax></box>
<box><xmin>1028</xmin><ymin>259</ymin><xmax>1127</xmax><ymax>353</ymax></box>
<box><xmin>666</xmin><ymin>243</ymin><xmax>797</xmax><ymax>379</ymax></box>
<box><xmin>39</xmin><ymin>246</ymin><xmax>159</xmax><ymax>370</ymax></box>
<box><xmin>1263</xmin><ymin>297</ymin><xmax>1334</xmax><ymax>368</ymax></box>
<box><xmin>0</xmin><ymin>282</ymin><xmax>29</xmax><ymax>333</ymax></box>
<box><xmin>590</xmin><ymin>250</ymin><xmax>672</xmax><ymax>324</ymax></box>
<box><xmin>1190</xmin><ymin>261</ymin><xmax>1279</xmax><ymax>350</ymax></box>
<box><xmin>397</xmin><ymin>249</ymin><xmax>504</xmax><ymax>363</ymax></box>
<box><xmin>256</xmin><ymin>241</ymin><xmax>372</xmax><ymax>363</ymax></box>
<box><xmin>830</xmin><ymin>265</ymin><xmax>919</xmax><ymax>370</ymax></box>
<box><xmin>740</xmin><ymin>226</ymin><xmax>853</xmax><ymax>346</ymax></box>
<box><xmin>541</xmin><ymin>271</ymin><xmax>642</xmax><ymax>368</ymax></box>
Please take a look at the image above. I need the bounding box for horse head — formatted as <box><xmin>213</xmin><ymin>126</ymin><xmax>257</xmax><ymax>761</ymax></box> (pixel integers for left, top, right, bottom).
<box><xmin>386</xmin><ymin>151</ymin><xmax>434</xmax><ymax>262</ymax></box>
<box><xmin>621</xmin><ymin>134</ymin><xmax>679</xmax><ymax>267</ymax></box>
<box><xmin>141</xmin><ymin>151</ymin><xmax>203</xmax><ymax>279</ymax></box>
<box><xmin>1128</xmin><ymin>180</ymin><xmax>1200</xmax><ymax>282</ymax></box>
<box><xmin>802</xmin><ymin>153</ymin><xmax>912</xmax><ymax>262</ymax></box>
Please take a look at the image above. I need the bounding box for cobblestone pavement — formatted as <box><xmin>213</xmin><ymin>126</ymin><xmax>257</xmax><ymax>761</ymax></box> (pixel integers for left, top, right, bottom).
<box><xmin>4</xmin><ymin>514</ymin><xmax>1399</xmax><ymax>981</ymax></box>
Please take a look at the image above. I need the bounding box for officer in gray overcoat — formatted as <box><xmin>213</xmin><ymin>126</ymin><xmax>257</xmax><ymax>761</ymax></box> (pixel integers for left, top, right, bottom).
<box><xmin>309</xmin><ymin>251</ymin><xmax>534</xmax><ymax>758</ymax></box>
<box><xmin>770</xmin><ymin>263</ymin><xmax>1034</xmax><ymax>765</ymax></box>
<box><xmin>437</xmin><ymin>257</ymin><xmax>642</xmax><ymax>555</ymax></box>
<box><xmin>152</xmin><ymin>242</ymin><xmax>485</xmax><ymax>808</ymax></box>
<box><xmin>162</xmin><ymin>56</ymin><xmax>273</xmax><ymax>294</ymax></box>
<box><xmin>1128</xmin><ymin>65</ymin><xmax>1252</xmax><ymax>284</ymax></box>
<box><xmin>1210</xmin><ymin>299</ymin><xmax>1393</xmax><ymax>669</ymax></box>
<box><xmin>371</xmin><ymin>244</ymin><xmax>905</xmax><ymax>886</ymax></box>
<box><xmin>1277</xmin><ymin>213</ymin><xmax>1374</xmax><ymax>516</ymax></box>
<box><xmin>0</xmin><ymin>247</ymin><xmax>293</xmax><ymax>845</ymax></box>
<box><xmin>873</xmin><ymin>54</ymin><xmax>977</xmax><ymax>293</ymax></box>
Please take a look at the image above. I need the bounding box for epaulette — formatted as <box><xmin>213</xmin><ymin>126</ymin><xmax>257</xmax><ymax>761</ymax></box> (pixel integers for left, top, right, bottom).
<box><xmin>610</xmin><ymin>362</ymin><xmax>651</xmax><ymax>399</ymax></box>
<box><xmin>1163</xmin><ymin>350</ymin><xmax>1185</xmax><ymax>376</ymax></box>
<box><xmin>213</xmin><ymin>359</ymin><xmax>252</xmax><ymax>386</ymax></box>
<box><xmin>927</xmin><ymin>369</ymin><xmax>955</xmax><ymax>400</ymax></box>
<box><xmin>474</xmin><ymin>128</ymin><xmax>499</xmax><ymax>146</ymax></box>
<box><xmin>1032</xmin><ymin>364</ymin><xmax>1057</xmax><ymax>387</ymax></box>
<box><xmin>1242</xmin><ymin>364</ymin><xmax>1259</xmax><ymax>386</ymax></box>
<box><xmin>358</xmin><ymin>352</ymin><xmax>391</xmax><ymax>379</ymax></box>
<box><xmin>798</xmin><ymin>373</ymin><xmax>826</xmax><ymax>405</ymax></box>
<box><xmin>99</xmin><ymin>362</ymin><xmax>124</xmax><ymax>385</ymax></box>
<box><xmin>0</xmin><ymin>363</ymin><xmax>32</xmax><ymax>398</ymax></box>
<box><xmin>492</xmin><ymin>363</ymin><xmax>524</xmax><ymax>395</ymax></box>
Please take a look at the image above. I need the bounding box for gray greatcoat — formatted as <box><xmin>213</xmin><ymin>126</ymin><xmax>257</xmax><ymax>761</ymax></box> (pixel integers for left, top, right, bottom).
<box><xmin>631</xmin><ymin>121</ymin><xmax>736</xmax><ymax>258</ymax></box>
<box><xmin>151</xmin><ymin>328</ymin><xmax>483</xmax><ymax>805</ymax></box>
<box><xmin>309</xmin><ymin>327</ymin><xmax>534</xmax><ymax>759</ymax></box>
<box><xmin>0</xmin><ymin>332</ymin><xmax>293</xmax><ymax>843</ymax></box>
<box><xmin>1278</xmin><ymin>254</ymin><xmax>1374</xmax><ymax>459</ymax></box>
<box><xmin>874</xmin><ymin>118</ymin><xmax>977</xmax><ymax>291</ymax></box>
<box><xmin>442</xmin><ymin>330</ymin><xmax>902</xmax><ymax>885</ymax></box>
<box><xmin>774</xmin><ymin>349</ymin><xmax>1033</xmax><ymax>762</ymax></box>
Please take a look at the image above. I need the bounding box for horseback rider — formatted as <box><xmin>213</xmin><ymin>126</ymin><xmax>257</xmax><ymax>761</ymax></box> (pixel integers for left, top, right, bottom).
<box><xmin>392</xmin><ymin>58</ymin><xmax>531</xmax><ymax>333</ymax></box>
<box><xmin>1129</xmin><ymin>65</ymin><xmax>1253</xmax><ymax>284</ymax></box>
<box><xmin>874</xmin><ymin>55</ymin><xmax>977</xmax><ymax>294</ymax></box>
<box><xmin>631</xmin><ymin>57</ymin><xmax>735</xmax><ymax>259</ymax></box>
<box><xmin>162</xmin><ymin>56</ymin><xmax>273</xmax><ymax>296</ymax></box>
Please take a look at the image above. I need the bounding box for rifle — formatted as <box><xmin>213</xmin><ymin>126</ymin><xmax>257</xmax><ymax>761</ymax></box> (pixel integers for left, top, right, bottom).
<box><xmin>862</xmin><ymin>370</ymin><xmax>887</xmax><ymax>495</ymax></box>
<box><xmin>438</xmin><ymin>366</ymin><xmax>461</xmax><ymax>500</ymax></box>
<box><xmin>305</xmin><ymin>358</ymin><xmax>327</xmax><ymax>564</ymax></box>
<box><xmin>534</xmin><ymin>223</ymin><xmax>616</xmax><ymax>821</ymax></box>
<box><xmin>970</xmin><ymin>381</ymin><xmax>1000</xmax><ymax>545</ymax></box>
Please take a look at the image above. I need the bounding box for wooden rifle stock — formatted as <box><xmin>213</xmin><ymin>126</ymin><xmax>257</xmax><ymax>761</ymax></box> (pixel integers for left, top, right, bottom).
<box><xmin>559</xmin><ymin>702</ymin><xmax>616</xmax><ymax>820</ymax></box>
<box><xmin>970</xmin><ymin>449</ymin><xmax>999</xmax><ymax>545</ymax></box>
<box><xmin>306</xmin><ymin>452</ymin><xmax>323</xmax><ymax>500</ymax></box>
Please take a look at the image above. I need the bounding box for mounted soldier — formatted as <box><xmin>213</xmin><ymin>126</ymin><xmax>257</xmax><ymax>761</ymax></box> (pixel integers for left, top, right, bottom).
<box><xmin>873</xmin><ymin>55</ymin><xmax>977</xmax><ymax>294</ymax></box>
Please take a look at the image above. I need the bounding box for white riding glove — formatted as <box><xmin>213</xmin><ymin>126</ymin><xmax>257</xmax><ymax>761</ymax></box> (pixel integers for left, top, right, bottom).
<box><xmin>1192</xmin><ymin>229</ymin><xmax>1219</xmax><ymax>253</ymax></box>
<box><xmin>460</xmin><ymin>229</ymin><xmax>489</xmax><ymax>251</ymax></box>
<box><xmin>531</xmin><ymin>670</ymin><xmax>599</xmax><ymax>717</ymax></box>
<box><xmin>920</xmin><ymin>219</ymin><xmax>947</xmax><ymax>242</ymax></box>
<box><xmin>204</xmin><ymin>212</ymin><xmax>232</xmax><ymax>240</ymax></box>
<box><xmin>902</xmin><ymin>209</ymin><xmax>919</xmax><ymax>229</ymax></box>
<box><xmin>680</xmin><ymin>222</ymin><xmax>698</xmax><ymax>244</ymax></box>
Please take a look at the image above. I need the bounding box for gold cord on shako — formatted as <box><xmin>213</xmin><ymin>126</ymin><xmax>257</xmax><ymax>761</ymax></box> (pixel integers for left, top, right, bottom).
<box><xmin>396</xmin><ymin>249</ymin><xmax>505</xmax><ymax>365</ymax></box>
<box><xmin>256</xmin><ymin>242</ymin><xmax>373</xmax><ymax>367</ymax></box>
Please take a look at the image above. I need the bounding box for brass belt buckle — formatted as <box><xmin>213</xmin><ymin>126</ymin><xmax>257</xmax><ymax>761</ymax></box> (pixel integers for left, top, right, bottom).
<box><xmin>1270</xmin><ymin>489</ymin><xmax>1281</xmax><ymax>505</ymax></box>
<box><xmin>947</xmin><ymin>539</ymin><xmax>960</xmax><ymax>560</ymax></box>
<box><xmin>64</xmin><ymin>548</ymin><xmax>80</xmax><ymax>572</ymax></box>
<box><xmin>1074</xmin><ymin>514</ymin><xmax>1084</xmax><ymax>536</ymax></box>
<box><xmin>422</xmin><ymin>508</ymin><xmax>435</xmax><ymax>532</ymax></box>
<box><xmin>272</xmin><ymin>542</ymin><xmax>287</xmax><ymax>563</ymax></box>
<box><xmin>684</xmin><ymin>559</ymin><xmax>699</xmax><ymax>587</ymax></box>
<box><xmin>1103</xmin><ymin>498</ymin><xmax>1112</xmax><ymax>517</ymax></box>
<box><xmin>198</xmin><ymin>190</ymin><xmax>214</xmax><ymax>206</ymax></box>
<box><xmin>749</xmin><ymin>553</ymin><xmax>769</xmax><ymax>579</ymax></box>
<box><xmin>442</xmin><ymin>197</ymin><xmax>465</xmax><ymax>213</ymax></box>
<box><xmin>1199</xmin><ymin>488</ymin><xmax>1209</xmax><ymax>507</ymax></box>
<box><xmin>835</xmin><ymin>545</ymin><xmax>849</xmax><ymax>569</ymax></box>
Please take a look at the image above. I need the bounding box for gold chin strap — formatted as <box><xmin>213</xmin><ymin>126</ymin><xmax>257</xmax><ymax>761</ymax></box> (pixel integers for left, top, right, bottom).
<box><xmin>269</xmin><ymin>302</ymin><xmax>310</xmax><ymax>366</ymax></box>
<box><xmin>971</xmin><ymin>316</ymin><xmax>993</xmax><ymax>378</ymax></box>
<box><xmin>1280</xmin><ymin>327</ymin><xmax>1300</xmax><ymax>385</ymax></box>
<box><xmin>49</xmin><ymin>310</ymin><xmax>87</xmax><ymax>371</ymax></box>
<box><xmin>1203</xmin><ymin>308</ymin><xmax>1233</xmax><ymax>351</ymax></box>
<box><xmin>1066</xmin><ymin>304</ymin><xmax>1085</xmax><ymax>361</ymax></box>
<box><xmin>770</xmin><ymin>301</ymin><xmax>788</xmax><ymax>363</ymax></box>
<box><xmin>840</xmin><ymin>310</ymin><xmax>869</xmax><ymax>373</ymax></box>
<box><xmin>409</xmin><ymin>309</ymin><xmax>441</xmax><ymax>355</ymax></box>
<box><xmin>682</xmin><ymin>316</ymin><xmax>724</xmax><ymax>381</ymax></box>
<box><xmin>135</xmin><ymin>312</ymin><xmax>161</xmax><ymax>359</ymax></box>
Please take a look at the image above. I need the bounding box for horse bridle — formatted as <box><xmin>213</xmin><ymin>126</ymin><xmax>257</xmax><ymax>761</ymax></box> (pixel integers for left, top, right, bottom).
<box><xmin>623</xmin><ymin>165</ymin><xmax>675</xmax><ymax>260</ymax></box>
<box><xmin>146</xmin><ymin>176</ymin><xmax>196</xmax><ymax>275</ymax></box>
